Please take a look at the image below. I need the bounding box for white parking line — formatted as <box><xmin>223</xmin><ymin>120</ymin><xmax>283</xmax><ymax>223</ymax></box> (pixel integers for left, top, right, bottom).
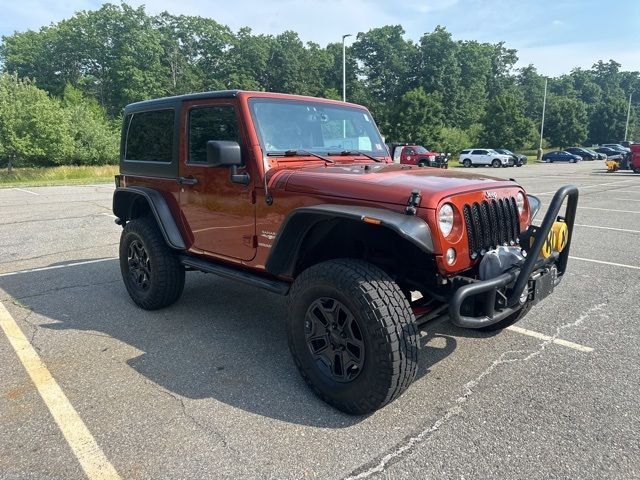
<box><xmin>12</xmin><ymin>187</ymin><xmax>40</xmax><ymax>196</ymax></box>
<box><xmin>574</xmin><ymin>223</ymin><xmax>640</xmax><ymax>234</ymax></box>
<box><xmin>100</xmin><ymin>213</ymin><xmax>117</xmax><ymax>219</ymax></box>
<box><xmin>506</xmin><ymin>325</ymin><xmax>593</xmax><ymax>352</ymax></box>
<box><xmin>535</xmin><ymin>179</ymin><xmax>639</xmax><ymax>195</ymax></box>
<box><xmin>0</xmin><ymin>258</ymin><xmax>115</xmax><ymax>278</ymax></box>
<box><xmin>0</xmin><ymin>302</ymin><xmax>121</xmax><ymax>479</ymax></box>
<box><xmin>569</xmin><ymin>256</ymin><xmax>640</xmax><ymax>270</ymax></box>
<box><xmin>580</xmin><ymin>206</ymin><xmax>640</xmax><ymax>214</ymax></box>
<box><xmin>608</xmin><ymin>197</ymin><xmax>640</xmax><ymax>202</ymax></box>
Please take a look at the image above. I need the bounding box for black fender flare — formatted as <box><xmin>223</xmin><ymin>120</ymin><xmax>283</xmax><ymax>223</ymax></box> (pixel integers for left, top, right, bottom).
<box><xmin>265</xmin><ymin>204</ymin><xmax>435</xmax><ymax>277</ymax></box>
<box><xmin>112</xmin><ymin>186</ymin><xmax>186</xmax><ymax>250</ymax></box>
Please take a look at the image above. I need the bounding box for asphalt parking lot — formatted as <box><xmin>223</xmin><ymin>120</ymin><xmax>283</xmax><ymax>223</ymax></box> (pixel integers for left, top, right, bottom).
<box><xmin>1</xmin><ymin>161</ymin><xmax>639</xmax><ymax>480</ymax></box>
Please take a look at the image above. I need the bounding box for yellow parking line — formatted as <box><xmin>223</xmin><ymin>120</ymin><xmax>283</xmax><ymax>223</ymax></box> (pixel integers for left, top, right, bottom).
<box><xmin>0</xmin><ymin>302</ymin><xmax>121</xmax><ymax>480</ymax></box>
<box><xmin>506</xmin><ymin>325</ymin><xmax>594</xmax><ymax>353</ymax></box>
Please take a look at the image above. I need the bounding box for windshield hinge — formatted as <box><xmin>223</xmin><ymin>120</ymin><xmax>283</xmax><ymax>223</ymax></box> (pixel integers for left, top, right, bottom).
<box><xmin>405</xmin><ymin>189</ymin><xmax>421</xmax><ymax>215</ymax></box>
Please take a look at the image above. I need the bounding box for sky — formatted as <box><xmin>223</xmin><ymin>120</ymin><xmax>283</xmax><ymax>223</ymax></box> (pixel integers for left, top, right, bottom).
<box><xmin>1</xmin><ymin>0</ymin><xmax>639</xmax><ymax>76</ymax></box>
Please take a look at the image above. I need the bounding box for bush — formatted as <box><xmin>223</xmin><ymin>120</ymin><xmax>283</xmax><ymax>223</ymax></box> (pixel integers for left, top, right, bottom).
<box><xmin>62</xmin><ymin>85</ymin><xmax>119</xmax><ymax>165</ymax></box>
<box><xmin>436</xmin><ymin>126</ymin><xmax>471</xmax><ymax>155</ymax></box>
<box><xmin>0</xmin><ymin>74</ymin><xmax>119</xmax><ymax>169</ymax></box>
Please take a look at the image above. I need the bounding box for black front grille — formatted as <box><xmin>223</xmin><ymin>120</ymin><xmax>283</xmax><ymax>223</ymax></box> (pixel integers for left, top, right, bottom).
<box><xmin>463</xmin><ymin>197</ymin><xmax>520</xmax><ymax>258</ymax></box>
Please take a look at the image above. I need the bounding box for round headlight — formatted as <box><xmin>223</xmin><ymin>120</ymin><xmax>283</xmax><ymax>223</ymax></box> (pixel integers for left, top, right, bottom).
<box><xmin>516</xmin><ymin>192</ymin><xmax>525</xmax><ymax>215</ymax></box>
<box><xmin>438</xmin><ymin>203</ymin><xmax>454</xmax><ymax>237</ymax></box>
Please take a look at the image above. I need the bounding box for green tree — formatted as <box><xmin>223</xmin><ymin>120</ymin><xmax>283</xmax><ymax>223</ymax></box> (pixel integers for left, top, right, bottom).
<box><xmin>517</xmin><ymin>64</ymin><xmax>546</xmax><ymax>120</ymax></box>
<box><xmin>544</xmin><ymin>95</ymin><xmax>588</xmax><ymax>147</ymax></box>
<box><xmin>389</xmin><ymin>87</ymin><xmax>444</xmax><ymax>146</ymax></box>
<box><xmin>481</xmin><ymin>87</ymin><xmax>535</xmax><ymax>149</ymax></box>
<box><xmin>351</xmin><ymin>26</ymin><xmax>418</xmax><ymax>132</ymax></box>
<box><xmin>155</xmin><ymin>13</ymin><xmax>232</xmax><ymax>94</ymax></box>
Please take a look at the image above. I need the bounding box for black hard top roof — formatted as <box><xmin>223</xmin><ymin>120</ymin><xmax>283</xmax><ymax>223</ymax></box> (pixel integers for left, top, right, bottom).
<box><xmin>124</xmin><ymin>90</ymin><xmax>241</xmax><ymax>113</ymax></box>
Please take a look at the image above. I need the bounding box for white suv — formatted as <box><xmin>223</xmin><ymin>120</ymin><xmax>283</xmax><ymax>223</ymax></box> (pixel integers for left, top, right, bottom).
<box><xmin>459</xmin><ymin>149</ymin><xmax>511</xmax><ymax>168</ymax></box>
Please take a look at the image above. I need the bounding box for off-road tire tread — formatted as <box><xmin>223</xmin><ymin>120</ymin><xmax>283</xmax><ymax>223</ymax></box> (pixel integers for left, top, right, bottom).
<box><xmin>287</xmin><ymin>259</ymin><xmax>419</xmax><ymax>414</ymax></box>
<box><xmin>120</xmin><ymin>215</ymin><xmax>185</xmax><ymax>310</ymax></box>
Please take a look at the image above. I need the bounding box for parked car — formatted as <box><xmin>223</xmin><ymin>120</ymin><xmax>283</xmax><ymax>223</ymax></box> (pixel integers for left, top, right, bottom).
<box><xmin>112</xmin><ymin>90</ymin><xmax>578</xmax><ymax>414</ymax></box>
<box><xmin>593</xmin><ymin>147</ymin><xmax>623</xmax><ymax>160</ymax></box>
<box><xmin>459</xmin><ymin>148</ymin><xmax>511</xmax><ymax>168</ymax></box>
<box><xmin>564</xmin><ymin>147</ymin><xmax>599</xmax><ymax>160</ymax></box>
<box><xmin>495</xmin><ymin>148</ymin><xmax>527</xmax><ymax>167</ymax></box>
<box><xmin>619</xmin><ymin>141</ymin><xmax>636</xmax><ymax>148</ymax></box>
<box><xmin>602</xmin><ymin>143</ymin><xmax>631</xmax><ymax>154</ymax></box>
<box><xmin>542</xmin><ymin>151</ymin><xmax>582</xmax><ymax>163</ymax></box>
<box><xmin>389</xmin><ymin>143</ymin><xmax>448</xmax><ymax>168</ymax></box>
<box><xmin>583</xmin><ymin>148</ymin><xmax>606</xmax><ymax>160</ymax></box>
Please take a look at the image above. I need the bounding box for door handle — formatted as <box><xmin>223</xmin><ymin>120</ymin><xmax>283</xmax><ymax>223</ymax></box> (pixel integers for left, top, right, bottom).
<box><xmin>178</xmin><ymin>176</ymin><xmax>198</xmax><ymax>185</ymax></box>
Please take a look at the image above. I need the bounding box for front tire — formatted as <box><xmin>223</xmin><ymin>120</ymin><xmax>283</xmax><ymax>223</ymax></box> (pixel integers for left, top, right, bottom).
<box><xmin>119</xmin><ymin>216</ymin><xmax>185</xmax><ymax>310</ymax></box>
<box><xmin>492</xmin><ymin>159</ymin><xmax>502</xmax><ymax>168</ymax></box>
<box><xmin>287</xmin><ymin>259</ymin><xmax>419</xmax><ymax>414</ymax></box>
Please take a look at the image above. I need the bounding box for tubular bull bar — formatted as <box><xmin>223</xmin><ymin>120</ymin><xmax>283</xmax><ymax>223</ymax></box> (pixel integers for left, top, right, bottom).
<box><xmin>449</xmin><ymin>184</ymin><xmax>579</xmax><ymax>329</ymax></box>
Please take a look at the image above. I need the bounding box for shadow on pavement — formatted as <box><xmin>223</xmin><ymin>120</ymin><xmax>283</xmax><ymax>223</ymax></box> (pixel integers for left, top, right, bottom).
<box><xmin>0</xmin><ymin>259</ymin><xmax>458</xmax><ymax>427</ymax></box>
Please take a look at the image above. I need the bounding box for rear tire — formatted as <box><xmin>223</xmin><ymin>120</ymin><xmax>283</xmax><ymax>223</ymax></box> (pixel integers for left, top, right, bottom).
<box><xmin>492</xmin><ymin>159</ymin><xmax>501</xmax><ymax>168</ymax></box>
<box><xmin>119</xmin><ymin>216</ymin><xmax>185</xmax><ymax>310</ymax></box>
<box><xmin>462</xmin><ymin>158</ymin><xmax>472</xmax><ymax>168</ymax></box>
<box><xmin>478</xmin><ymin>304</ymin><xmax>532</xmax><ymax>332</ymax></box>
<box><xmin>287</xmin><ymin>259</ymin><xmax>419</xmax><ymax>414</ymax></box>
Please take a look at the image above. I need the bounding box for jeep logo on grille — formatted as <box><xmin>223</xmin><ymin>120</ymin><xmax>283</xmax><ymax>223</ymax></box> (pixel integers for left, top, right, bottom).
<box><xmin>485</xmin><ymin>191</ymin><xmax>498</xmax><ymax>200</ymax></box>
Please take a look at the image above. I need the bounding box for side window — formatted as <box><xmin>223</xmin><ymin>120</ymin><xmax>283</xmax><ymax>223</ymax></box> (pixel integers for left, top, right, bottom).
<box><xmin>405</xmin><ymin>148</ymin><xmax>414</xmax><ymax>155</ymax></box>
<box><xmin>461</xmin><ymin>150</ymin><xmax>470</xmax><ymax>155</ymax></box>
<box><xmin>188</xmin><ymin>106</ymin><xmax>239</xmax><ymax>163</ymax></box>
<box><xmin>125</xmin><ymin>110</ymin><xmax>174</xmax><ymax>162</ymax></box>
<box><xmin>471</xmin><ymin>150</ymin><xmax>483</xmax><ymax>155</ymax></box>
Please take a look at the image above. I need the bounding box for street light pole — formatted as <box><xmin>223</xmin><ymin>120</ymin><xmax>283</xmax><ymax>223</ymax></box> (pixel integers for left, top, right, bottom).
<box><xmin>538</xmin><ymin>78</ymin><xmax>548</xmax><ymax>160</ymax></box>
<box><xmin>342</xmin><ymin>34</ymin><xmax>352</xmax><ymax>102</ymax></box>
<box><xmin>624</xmin><ymin>92</ymin><xmax>632</xmax><ymax>141</ymax></box>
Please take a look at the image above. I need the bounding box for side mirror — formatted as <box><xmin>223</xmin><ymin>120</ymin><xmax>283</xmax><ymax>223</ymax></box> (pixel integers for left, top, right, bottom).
<box><xmin>206</xmin><ymin>140</ymin><xmax>250</xmax><ymax>185</ymax></box>
<box><xmin>206</xmin><ymin>140</ymin><xmax>242</xmax><ymax>167</ymax></box>
<box><xmin>527</xmin><ymin>194</ymin><xmax>541</xmax><ymax>221</ymax></box>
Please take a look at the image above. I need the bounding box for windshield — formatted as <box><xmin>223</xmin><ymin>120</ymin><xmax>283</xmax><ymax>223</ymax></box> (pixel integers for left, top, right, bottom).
<box><xmin>248</xmin><ymin>98</ymin><xmax>387</xmax><ymax>157</ymax></box>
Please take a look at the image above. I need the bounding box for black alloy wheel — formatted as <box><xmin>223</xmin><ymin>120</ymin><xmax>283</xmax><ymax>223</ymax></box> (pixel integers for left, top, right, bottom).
<box><xmin>127</xmin><ymin>239</ymin><xmax>151</xmax><ymax>291</ymax></box>
<box><xmin>119</xmin><ymin>215</ymin><xmax>185</xmax><ymax>310</ymax></box>
<box><xmin>304</xmin><ymin>297</ymin><xmax>365</xmax><ymax>383</ymax></box>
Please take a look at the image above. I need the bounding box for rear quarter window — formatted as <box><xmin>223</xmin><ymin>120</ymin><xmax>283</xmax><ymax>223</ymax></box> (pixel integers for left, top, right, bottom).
<box><xmin>124</xmin><ymin>109</ymin><xmax>175</xmax><ymax>162</ymax></box>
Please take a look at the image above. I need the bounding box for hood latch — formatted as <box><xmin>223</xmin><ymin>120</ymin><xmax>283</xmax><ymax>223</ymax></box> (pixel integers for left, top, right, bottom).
<box><xmin>405</xmin><ymin>189</ymin><xmax>421</xmax><ymax>215</ymax></box>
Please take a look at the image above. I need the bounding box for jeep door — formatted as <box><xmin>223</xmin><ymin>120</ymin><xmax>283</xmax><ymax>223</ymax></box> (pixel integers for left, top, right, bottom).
<box><xmin>178</xmin><ymin>100</ymin><xmax>256</xmax><ymax>261</ymax></box>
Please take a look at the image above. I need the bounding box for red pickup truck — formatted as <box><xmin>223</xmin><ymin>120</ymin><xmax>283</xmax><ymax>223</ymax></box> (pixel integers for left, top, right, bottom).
<box><xmin>390</xmin><ymin>143</ymin><xmax>449</xmax><ymax>168</ymax></box>
<box><xmin>631</xmin><ymin>144</ymin><xmax>640</xmax><ymax>173</ymax></box>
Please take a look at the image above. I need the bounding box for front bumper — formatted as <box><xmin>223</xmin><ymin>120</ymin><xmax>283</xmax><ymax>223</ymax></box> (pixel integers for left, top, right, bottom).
<box><xmin>448</xmin><ymin>184</ymin><xmax>579</xmax><ymax>328</ymax></box>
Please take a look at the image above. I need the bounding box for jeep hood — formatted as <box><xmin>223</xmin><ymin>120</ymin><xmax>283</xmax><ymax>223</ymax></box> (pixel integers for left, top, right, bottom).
<box><xmin>280</xmin><ymin>163</ymin><xmax>520</xmax><ymax>209</ymax></box>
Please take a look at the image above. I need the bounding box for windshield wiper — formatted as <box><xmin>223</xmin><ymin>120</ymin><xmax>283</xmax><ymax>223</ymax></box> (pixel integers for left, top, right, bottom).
<box><xmin>330</xmin><ymin>150</ymin><xmax>383</xmax><ymax>162</ymax></box>
<box><xmin>266</xmin><ymin>150</ymin><xmax>334</xmax><ymax>164</ymax></box>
